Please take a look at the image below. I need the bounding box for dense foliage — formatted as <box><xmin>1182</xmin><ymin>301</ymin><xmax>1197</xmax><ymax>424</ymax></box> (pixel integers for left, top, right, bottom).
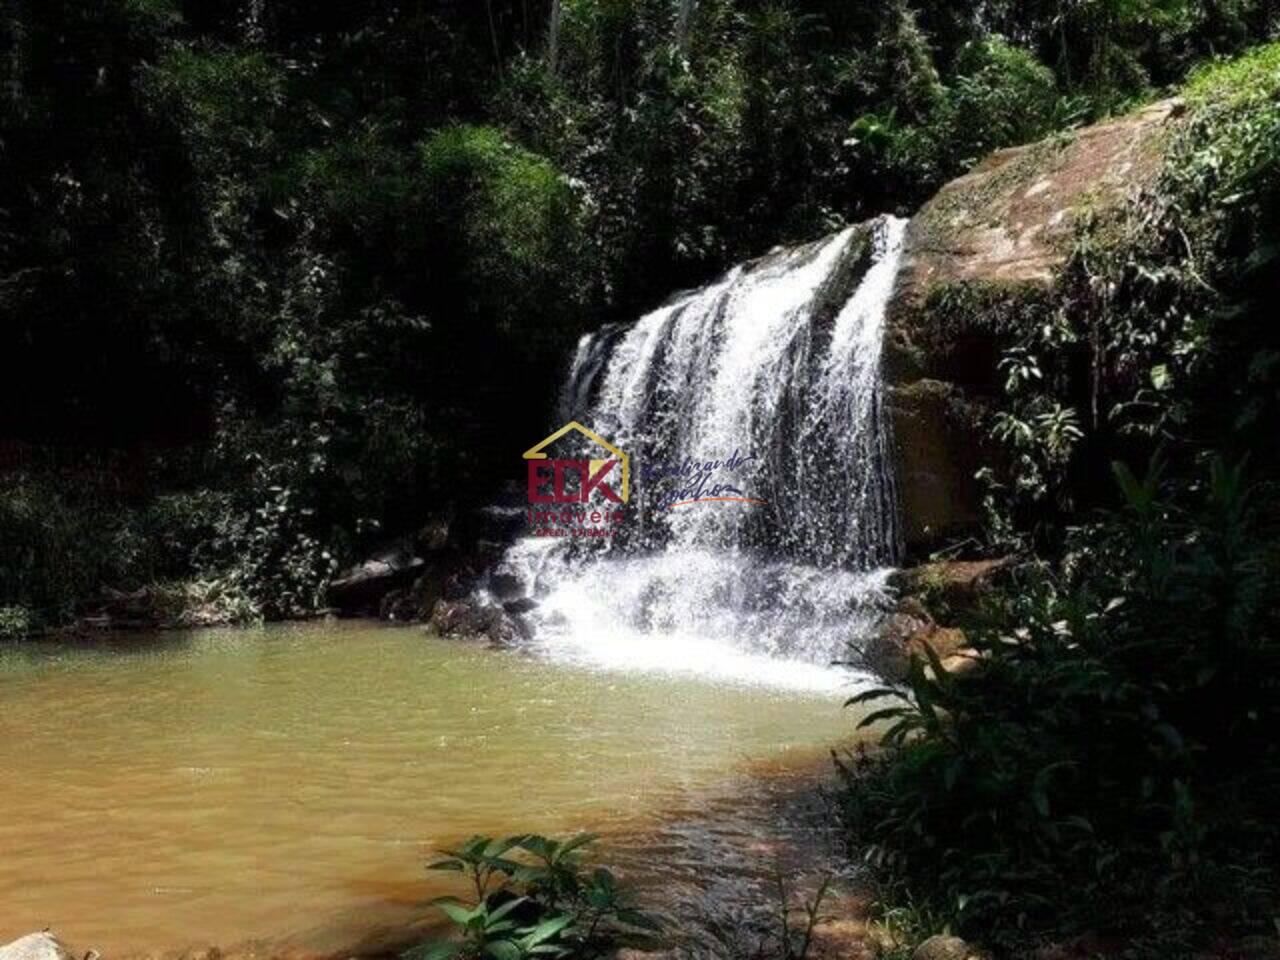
<box><xmin>844</xmin><ymin>43</ymin><xmax>1280</xmax><ymax>957</ymax></box>
<box><xmin>4</xmin><ymin>0</ymin><xmax>1276</xmax><ymax>631</ymax></box>
<box><xmin>5</xmin><ymin>3</ymin><xmax>1280</xmax><ymax>957</ymax></box>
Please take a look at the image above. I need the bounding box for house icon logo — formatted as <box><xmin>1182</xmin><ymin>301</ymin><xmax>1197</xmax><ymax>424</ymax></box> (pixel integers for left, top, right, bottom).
<box><xmin>523</xmin><ymin>421</ymin><xmax>630</xmax><ymax>504</ymax></box>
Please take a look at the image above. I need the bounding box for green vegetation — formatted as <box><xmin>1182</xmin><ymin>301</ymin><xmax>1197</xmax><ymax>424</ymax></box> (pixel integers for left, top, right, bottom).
<box><xmin>4</xmin><ymin>0</ymin><xmax>1276</xmax><ymax>632</ymax></box>
<box><xmin>409</xmin><ymin>834</ymin><xmax>660</xmax><ymax>960</ymax></box>
<box><xmin>844</xmin><ymin>41</ymin><xmax>1280</xmax><ymax>957</ymax></box>
<box><xmin>2</xmin><ymin>2</ymin><xmax>1279</xmax><ymax>958</ymax></box>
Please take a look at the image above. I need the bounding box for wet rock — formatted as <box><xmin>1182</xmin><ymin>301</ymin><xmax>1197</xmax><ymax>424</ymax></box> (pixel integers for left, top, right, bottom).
<box><xmin>429</xmin><ymin>599</ymin><xmax>493</xmax><ymax>636</ymax></box>
<box><xmin>487</xmin><ymin>610</ymin><xmax>532</xmax><ymax>648</ymax></box>
<box><xmin>503</xmin><ymin>597</ymin><xmax>538</xmax><ymax>616</ymax></box>
<box><xmin>0</xmin><ymin>933</ymin><xmax>71</xmax><ymax>960</ymax></box>
<box><xmin>863</xmin><ymin>606</ymin><xmax>970</xmax><ymax>682</ymax></box>
<box><xmin>467</xmin><ymin>506</ymin><xmax>528</xmax><ymax>544</ymax></box>
<box><xmin>912</xmin><ymin>934</ymin><xmax>987</xmax><ymax>960</ymax></box>
<box><xmin>889</xmin><ymin>557</ymin><xmax>1015</xmax><ymax>621</ymax></box>
<box><xmin>417</xmin><ymin>515</ymin><xmax>452</xmax><ymax>553</ymax></box>
<box><xmin>428</xmin><ymin>599</ymin><xmax>529</xmax><ymax>648</ymax></box>
<box><xmin>379</xmin><ymin>587</ymin><xmax>409</xmax><ymax>620</ymax></box>
<box><xmin>409</xmin><ymin>568</ymin><xmax>446</xmax><ymax>614</ymax></box>
<box><xmin>887</xmin><ymin>380</ymin><xmax>995</xmax><ymax>553</ymax></box>
<box><xmin>863</xmin><ymin>558</ymin><xmax>1015</xmax><ymax>680</ymax></box>
<box><xmin>327</xmin><ymin>539</ymin><xmax>424</xmax><ymax>613</ymax></box>
<box><xmin>488</xmin><ymin>562</ymin><xmax>524</xmax><ymax>602</ymax></box>
<box><xmin>442</xmin><ymin>568</ymin><xmax>480</xmax><ymax>601</ymax></box>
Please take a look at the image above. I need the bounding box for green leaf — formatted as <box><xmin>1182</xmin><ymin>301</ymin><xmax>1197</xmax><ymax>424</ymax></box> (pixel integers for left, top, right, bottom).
<box><xmin>402</xmin><ymin>941</ymin><xmax>463</xmax><ymax>960</ymax></box>
<box><xmin>845</xmin><ymin>687</ymin><xmax>902</xmax><ymax>707</ymax></box>
<box><xmin>483</xmin><ymin>940</ymin><xmax>523</xmax><ymax>960</ymax></box>
<box><xmin>856</xmin><ymin>707</ymin><xmax>909</xmax><ymax>729</ymax></box>
<box><xmin>521</xmin><ymin>914</ymin><xmax>574</xmax><ymax>948</ymax></box>
<box><xmin>487</xmin><ymin>896</ymin><xmax>529</xmax><ymax>923</ymax></box>
<box><xmin>435</xmin><ymin>901</ymin><xmax>478</xmax><ymax>927</ymax></box>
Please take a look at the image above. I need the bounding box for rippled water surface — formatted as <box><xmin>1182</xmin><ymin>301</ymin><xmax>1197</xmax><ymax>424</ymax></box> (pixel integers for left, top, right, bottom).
<box><xmin>0</xmin><ymin>623</ymin><xmax>861</xmax><ymax>958</ymax></box>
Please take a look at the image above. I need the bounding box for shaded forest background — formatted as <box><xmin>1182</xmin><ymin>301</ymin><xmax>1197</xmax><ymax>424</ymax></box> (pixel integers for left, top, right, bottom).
<box><xmin>2</xmin><ymin>0</ymin><xmax>1278</xmax><ymax>626</ymax></box>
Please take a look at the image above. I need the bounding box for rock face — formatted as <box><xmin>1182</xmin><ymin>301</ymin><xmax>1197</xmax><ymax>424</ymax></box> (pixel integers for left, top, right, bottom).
<box><xmin>864</xmin><ymin>558</ymin><xmax>1014</xmax><ymax>682</ymax></box>
<box><xmin>889</xmin><ymin>558</ymin><xmax>1014</xmax><ymax>619</ymax></box>
<box><xmin>897</xmin><ymin>100</ymin><xmax>1177</xmax><ymax>298</ymax></box>
<box><xmin>0</xmin><ymin>933</ymin><xmax>71</xmax><ymax>960</ymax></box>
<box><xmin>862</xmin><ymin>598</ymin><xmax>970</xmax><ymax>682</ymax></box>
<box><xmin>326</xmin><ymin>505</ymin><xmax>526</xmax><ymax>622</ymax></box>
<box><xmin>327</xmin><ymin>538</ymin><xmax>425</xmax><ymax>613</ymax></box>
<box><xmin>886</xmin><ymin>100</ymin><xmax>1181</xmax><ymax>554</ymax></box>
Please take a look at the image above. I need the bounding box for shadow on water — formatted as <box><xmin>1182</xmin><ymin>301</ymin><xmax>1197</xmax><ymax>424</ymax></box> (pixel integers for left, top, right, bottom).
<box><xmin>318</xmin><ymin>747</ymin><xmax>880</xmax><ymax>960</ymax></box>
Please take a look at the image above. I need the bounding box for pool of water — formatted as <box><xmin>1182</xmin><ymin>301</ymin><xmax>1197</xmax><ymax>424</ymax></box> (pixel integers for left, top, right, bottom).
<box><xmin>0</xmin><ymin>623</ymin><xmax>866</xmax><ymax>958</ymax></box>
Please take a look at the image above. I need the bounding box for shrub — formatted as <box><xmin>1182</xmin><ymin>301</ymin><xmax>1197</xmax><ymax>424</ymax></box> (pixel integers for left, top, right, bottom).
<box><xmin>419</xmin><ymin>124</ymin><xmax>588</xmax><ymax>344</ymax></box>
<box><xmin>945</xmin><ymin>38</ymin><xmax>1059</xmax><ymax>166</ymax></box>
<box><xmin>844</xmin><ymin>457</ymin><xmax>1280</xmax><ymax>953</ymax></box>
<box><xmin>407</xmin><ymin>834</ymin><xmax>660</xmax><ymax>960</ymax></box>
<box><xmin>0</xmin><ymin>605</ymin><xmax>34</xmax><ymax>640</ymax></box>
<box><xmin>845</xmin><ymin>36</ymin><xmax>1060</xmax><ymax>207</ymax></box>
<box><xmin>0</xmin><ymin>475</ymin><xmax>124</xmax><ymax>626</ymax></box>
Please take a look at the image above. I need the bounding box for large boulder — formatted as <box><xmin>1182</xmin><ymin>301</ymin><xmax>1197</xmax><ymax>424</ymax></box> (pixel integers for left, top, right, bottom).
<box><xmin>886</xmin><ymin>99</ymin><xmax>1181</xmax><ymax>555</ymax></box>
<box><xmin>0</xmin><ymin>933</ymin><xmax>71</xmax><ymax>960</ymax></box>
<box><xmin>888</xmin><ymin>557</ymin><xmax>1014</xmax><ymax>621</ymax></box>
<box><xmin>896</xmin><ymin>100</ymin><xmax>1177</xmax><ymax>302</ymax></box>
<box><xmin>863</xmin><ymin>558</ymin><xmax>1014</xmax><ymax>682</ymax></box>
<box><xmin>428</xmin><ymin>598</ymin><xmax>530</xmax><ymax>649</ymax></box>
<box><xmin>861</xmin><ymin>601</ymin><xmax>970</xmax><ymax>683</ymax></box>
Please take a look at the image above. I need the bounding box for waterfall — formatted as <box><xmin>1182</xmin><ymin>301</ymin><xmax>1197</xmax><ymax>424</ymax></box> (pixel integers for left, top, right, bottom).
<box><xmin>490</xmin><ymin>216</ymin><xmax>907</xmax><ymax>691</ymax></box>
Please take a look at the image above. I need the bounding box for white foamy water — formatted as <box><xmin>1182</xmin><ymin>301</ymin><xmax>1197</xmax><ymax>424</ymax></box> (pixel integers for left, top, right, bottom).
<box><xmin>489</xmin><ymin>217</ymin><xmax>908</xmax><ymax>692</ymax></box>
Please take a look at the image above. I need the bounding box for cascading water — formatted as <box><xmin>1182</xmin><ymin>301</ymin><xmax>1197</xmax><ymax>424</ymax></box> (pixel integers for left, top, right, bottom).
<box><xmin>491</xmin><ymin>216</ymin><xmax>908</xmax><ymax>691</ymax></box>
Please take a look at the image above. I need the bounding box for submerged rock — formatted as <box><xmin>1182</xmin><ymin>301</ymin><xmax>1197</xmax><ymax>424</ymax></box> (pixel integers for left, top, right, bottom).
<box><xmin>0</xmin><ymin>933</ymin><xmax>71</xmax><ymax>960</ymax></box>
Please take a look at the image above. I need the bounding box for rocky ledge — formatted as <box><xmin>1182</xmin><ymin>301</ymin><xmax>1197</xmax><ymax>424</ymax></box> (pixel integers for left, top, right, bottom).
<box><xmin>863</xmin><ymin>557</ymin><xmax>1015</xmax><ymax>682</ymax></box>
<box><xmin>885</xmin><ymin>100</ymin><xmax>1182</xmax><ymax>555</ymax></box>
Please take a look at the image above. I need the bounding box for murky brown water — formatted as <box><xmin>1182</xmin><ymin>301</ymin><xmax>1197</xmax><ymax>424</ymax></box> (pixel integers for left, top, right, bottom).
<box><xmin>0</xmin><ymin>623</ymin><xmax>864</xmax><ymax>958</ymax></box>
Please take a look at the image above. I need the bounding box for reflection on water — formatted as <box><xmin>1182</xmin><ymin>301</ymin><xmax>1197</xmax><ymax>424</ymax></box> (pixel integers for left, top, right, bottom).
<box><xmin>0</xmin><ymin>623</ymin><xmax>862</xmax><ymax>958</ymax></box>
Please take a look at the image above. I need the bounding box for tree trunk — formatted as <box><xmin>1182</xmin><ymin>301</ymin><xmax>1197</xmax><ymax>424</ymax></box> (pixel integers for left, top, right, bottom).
<box><xmin>547</xmin><ymin>0</ymin><xmax>563</xmax><ymax>72</ymax></box>
<box><xmin>676</xmin><ymin>0</ymin><xmax>695</xmax><ymax>53</ymax></box>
